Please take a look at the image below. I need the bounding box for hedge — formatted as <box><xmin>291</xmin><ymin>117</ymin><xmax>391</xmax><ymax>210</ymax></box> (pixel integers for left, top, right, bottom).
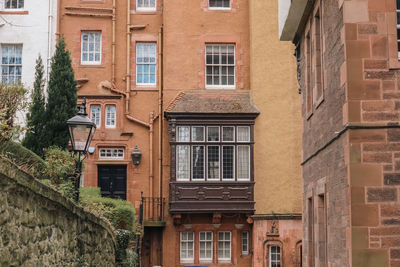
<box><xmin>80</xmin><ymin>187</ymin><xmax>136</xmax><ymax>231</ymax></box>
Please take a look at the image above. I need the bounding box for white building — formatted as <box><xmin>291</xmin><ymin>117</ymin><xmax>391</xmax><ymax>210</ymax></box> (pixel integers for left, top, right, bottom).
<box><xmin>0</xmin><ymin>0</ymin><xmax>57</xmax><ymax>122</ymax></box>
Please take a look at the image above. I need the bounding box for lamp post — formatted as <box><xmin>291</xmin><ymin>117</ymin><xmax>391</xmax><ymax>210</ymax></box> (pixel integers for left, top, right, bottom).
<box><xmin>67</xmin><ymin>98</ymin><xmax>96</xmax><ymax>202</ymax></box>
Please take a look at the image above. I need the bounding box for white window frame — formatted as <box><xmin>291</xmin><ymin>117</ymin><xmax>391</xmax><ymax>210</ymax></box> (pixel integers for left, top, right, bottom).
<box><xmin>4</xmin><ymin>0</ymin><xmax>24</xmax><ymax>10</ymax></box>
<box><xmin>199</xmin><ymin>231</ymin><xmax>213</xmax><ymax>262</ymax></box>
<box><xmin>1</xmin><ymin>44</ymin><xmax>22</xmax><ymax>84</ymax></box>
<box><xmin>136</xmin><ymin>0</ymin><xmax>156</xmax><ymax>11</ymax></box>
<box><xmin>207</xmin><ymin>126</ymin><xmax>220</xmax><ymax>142</ymax></box>
<box><xmin>81</xmin><ymin>31</ymin><xmax>102</xmax><ymax>65</ymax></box>
<box><xmin>105</xmin><ymin>105</ymin><xmax>116</xmax><ymax>128</ymax></box>
<box><xmin>99</xmin><ymin>148</ymin><xmax>124</xmax><ymax>160</ymax></box>
<box><xmin>180</xmin><ymin>232</ymin><xmax>194</xmax><ymax>264</ymax></box>
<box><xmin>237</xmin><ymin>126</ymin><xmax>250</xmax><ymax>142</ymax></box>
<box><xmin>136</xmin><ymin>42</ymin><xmax>157</xmax><ymax>86</ymax></box>
<box><xmin>176</xmin><ymin>145</ymin><xmax>191</xmax><ymax>181</ymax></box>
<box><xmin>222</xmin><ymin>126</ymin><xmax>235</xmax><ymax>142</ymax></box>
<box><xmin>218</xmin><ymin>231</ymin><xmax>231</xmax><ymax>263</ymax></box>
<box><xmin>205</xmin><ymin>44</ymin><xmax>235</xmax><ymax>89</ymax></box>
<box><xmin>90</xmin><ymin>104</ymin><xmax>101</xmax><ymax>128</ymax></box>
<box><xmin>208</xmin><ymin>0</ymin><xmax>231</xmax><ymax>10</ymax></box>
<box><xmin>241</xmin><ymin>231</ymin><xmax>249</xmax><ymax>255</ymax></box>
<box><xmin>192</xmin><ymin>126</ymin><xmax>205</xmax><ymax>142</ymax></box>
<box><xmin>269</xmin><ymin>246</ymin><xmax>281</xmax><ymax>267</ymax></box>
<box><xmin>237</xmin><ymin>145</ymin><xmax>250</xmax><ymax>181</ymax></box>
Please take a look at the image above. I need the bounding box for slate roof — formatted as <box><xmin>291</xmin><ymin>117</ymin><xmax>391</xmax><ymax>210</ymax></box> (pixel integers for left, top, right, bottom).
<box><xmin>165</xmin><ymin>90</ymin><xmax>260</xmax><ymax>115</ymax></box>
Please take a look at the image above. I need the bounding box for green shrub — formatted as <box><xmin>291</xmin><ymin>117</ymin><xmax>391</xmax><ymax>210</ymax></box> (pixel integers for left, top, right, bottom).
<box><xmin>0</xmin><ymin>140</ymin><xmax>46</xmax><ymax>177</ymax></box>
<box><xmin>80</xmin><ymin>187</ymin><xmax>136</xmax><ymax>231</ymax></box>
<box><xmin>59</xmin><ymin>179</ymin><xmax>76</xmax><ymax>201</ymax></box>
<box><xmin>43</xmin><ymin>146</ymin><xmax>75</xmax><ymax>184</ymax></box>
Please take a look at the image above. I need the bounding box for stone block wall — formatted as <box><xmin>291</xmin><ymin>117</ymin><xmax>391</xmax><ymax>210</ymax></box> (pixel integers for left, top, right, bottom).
<box><xmin>0</xmin><ymin>158</ymin><xmax>116</xmax><ymax>266</ymax></box>
<box><xmin>349</xmin><ymin>128</ymin><xmax>400</xmax><ymax>267</ymax></box>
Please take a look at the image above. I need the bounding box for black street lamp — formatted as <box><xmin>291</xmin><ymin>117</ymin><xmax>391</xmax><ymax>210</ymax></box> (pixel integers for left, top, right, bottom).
<box><xmin>67</xmin><ymin>98</ymin><xmax>96</xmax><ymax>202</ymax></box>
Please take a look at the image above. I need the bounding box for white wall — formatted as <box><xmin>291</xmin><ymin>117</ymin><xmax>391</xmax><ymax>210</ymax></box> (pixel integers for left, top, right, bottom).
<box><xmin>0</xmin><ymin>0</ymin><xmax>58</xmax><ymax>124</ymax></box>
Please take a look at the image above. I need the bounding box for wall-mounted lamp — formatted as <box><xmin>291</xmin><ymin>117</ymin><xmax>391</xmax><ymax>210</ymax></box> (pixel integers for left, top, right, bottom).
<box><xmin>131</xmin><ymin>145</ymin><xmax>142</xmax><ymax>166</ymax></box>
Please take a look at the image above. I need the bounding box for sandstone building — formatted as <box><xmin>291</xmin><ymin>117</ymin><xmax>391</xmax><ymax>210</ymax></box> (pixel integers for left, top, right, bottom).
<box><xmin>280</xmin><ymin>0</ymin><xmax>400</xmax><ymax>266</ymax></box>
<box><xmin>58</xmin><ymin>0</ymin><xmax>302</xmax><ymax>266</ymax></box>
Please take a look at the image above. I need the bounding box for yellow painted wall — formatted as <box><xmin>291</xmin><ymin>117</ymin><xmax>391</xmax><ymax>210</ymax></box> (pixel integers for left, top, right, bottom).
<box><xmin>250</xmin><ymin>0</ymin><xmax>302</xmax><ymax>214</ymax></box>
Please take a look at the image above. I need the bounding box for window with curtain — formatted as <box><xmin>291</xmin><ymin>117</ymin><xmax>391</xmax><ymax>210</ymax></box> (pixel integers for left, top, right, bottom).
<box><xmin>136</xmin><ymin>43</ymin><xmax>156</xmax><ymax>85</ymax></box>
<box><xmin>1</xmin><ymin>44</ymin><xmax>22</xmax><ymax>84</ymax></box>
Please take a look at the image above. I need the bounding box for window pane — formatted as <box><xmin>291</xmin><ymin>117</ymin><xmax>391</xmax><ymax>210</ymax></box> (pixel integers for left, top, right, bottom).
<box><xmin>207</xmin><ymin>126</ymin><xmax>220</xmax><ymax>141</ymax></box>
<box><xmin>177</xmin><ymin>126</ymin><xmax>190</xmax><ymax>142</ymax></box>
<box><xmin>177</xmin><ymin>145</ymin><xmax>190</xmax><ymax>180</ymax></box>
<box><xmin>192</xmin><ymin>126</ymin><xmax>204</xmax><ymax>142</ymax></box>
<box><xmin>237</xmin><ymin>126</ymin><xmax>250</xmax><ymax>142</ymax></box>
<box><xmin>207</xmin><ymin>146</ymin><xmax>220</xmax><ymax>180</ymax></box>
<box><xmin>222</xmin><ymin>126</ymin><xmax>234</xmax><ymax>142</ymax></box>
<box><xmin>222</xmin><ymin>146</ymin><xmax>234</xmax><ymax>179</ymax></box>
<box><xmin>237</xmin><ymin>146</ymin><xmax>250</xmax><ymax>180</ymax></box>
<box><xmin>81</xmin><ymin>32</ymin><xmax>101</xmax><ymax>63</ymax></box>
<box><xmin>90</xmin><ymin>105</ymin><xmax>101</xmax><ymax>127</ymax></box>
<box><xmin>192</xmin><ymin>146</ymin><xmax>204</xmax><ymax>179</ymax></box>
<box><xmin>205</xmin><ymin>44</ymin><xmax>235</xmax><ymax>87</ymax></box>
<box><xmin>136</xmin><ymin>43</ymin><xmax>156</xmax><ymax>84</ymax></box>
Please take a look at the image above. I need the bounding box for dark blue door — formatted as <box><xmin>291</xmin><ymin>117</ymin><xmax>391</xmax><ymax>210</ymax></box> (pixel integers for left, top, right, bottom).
<box><xmin>98</xmin><ymin>165</ymin><xmax>127</xmax><ymax>200</ymax></box>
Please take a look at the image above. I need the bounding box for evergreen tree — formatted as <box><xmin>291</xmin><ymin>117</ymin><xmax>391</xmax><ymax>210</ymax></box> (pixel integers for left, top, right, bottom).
<box><xmin>43</xmin><ymin>36</ymin><xmax>77</xmax><ymax>149</ymax></box>
<box><xmin>22</xmin><ymin>55</ymin><xmax>46</xmax><ymax>156</ymax></box>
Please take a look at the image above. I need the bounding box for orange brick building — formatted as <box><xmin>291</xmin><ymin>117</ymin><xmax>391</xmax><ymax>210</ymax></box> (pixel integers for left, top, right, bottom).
<box><xmin>58</xmin><ymin>0</ymin><xmax>302</xmax><ymax>266</ymax></box>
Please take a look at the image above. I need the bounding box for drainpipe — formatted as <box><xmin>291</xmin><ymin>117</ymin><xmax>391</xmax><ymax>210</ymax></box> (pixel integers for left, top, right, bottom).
<box><xmin>149</xmin><ymin>112</ymin><xmax>154</xmax><ymax>199</ymax></box>
<box><xmin>56</xmin><ymin>0</ymin><xmax>61</xmax><ymax>38</ymax></box>
<box><xmin>158</xmin><ymin>26</ymin><xmax>163</xmax><ymax>200</ymax></box>
<box><xmin>125</xmin><ymin>0</ymin><xmax>131</xmax><ymax>114</ymax></box>
<box><xmin>111</xmin><ymin>0</ymin><xmax>116</xmax><ymax>84</ymax></box>
<box><xmin>46</xmin><ymin>0</ymin><xmax>53</xmax><ymax>83</ymax></box>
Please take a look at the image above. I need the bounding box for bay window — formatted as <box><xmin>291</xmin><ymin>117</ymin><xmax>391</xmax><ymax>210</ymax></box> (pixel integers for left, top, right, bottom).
<box><xmin>175</xmin><ymin>125</ymin><xmax>251</xmax><ymax>181</ymax></box>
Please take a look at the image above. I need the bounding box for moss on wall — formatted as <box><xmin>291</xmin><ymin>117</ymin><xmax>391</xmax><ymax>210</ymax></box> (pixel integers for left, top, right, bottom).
<box><xmin>0</xmin><ymin>157</ymin><xmax>116</xmax><ymax>266</ymax></box>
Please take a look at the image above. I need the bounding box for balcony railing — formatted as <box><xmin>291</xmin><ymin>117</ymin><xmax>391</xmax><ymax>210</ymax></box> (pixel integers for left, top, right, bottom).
<box><xmin>139</xmin><ymin>193</ymin><xmax>166</xmax><ymax>226</ymax></box>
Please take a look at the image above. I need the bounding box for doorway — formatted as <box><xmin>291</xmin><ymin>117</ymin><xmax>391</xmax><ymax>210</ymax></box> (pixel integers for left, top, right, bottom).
<box><xmin>97</xmin><ymin>165</ymin><xmax>127</xmax><ymax>200</ymax></box>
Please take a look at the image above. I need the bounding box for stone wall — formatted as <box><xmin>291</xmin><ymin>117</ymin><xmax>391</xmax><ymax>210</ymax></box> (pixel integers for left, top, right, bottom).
<box><xmin>0</xmin><ymin>158</ymin><xmax>116</xmax><ymax>266</ymax></box>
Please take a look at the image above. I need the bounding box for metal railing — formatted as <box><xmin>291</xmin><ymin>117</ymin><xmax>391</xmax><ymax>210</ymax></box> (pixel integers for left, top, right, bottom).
<box><xmin>139</xmin><ymin>192</ymin><xmax>165</xmax><ymax>223</ymax></box>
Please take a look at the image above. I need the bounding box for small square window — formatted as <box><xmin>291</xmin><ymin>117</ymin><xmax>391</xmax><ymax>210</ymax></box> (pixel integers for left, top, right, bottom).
<box><xmin>177</xmin><ymin>126</ymin><xmax>190</xmax><ymax>142</ymax></box>
<box><xmin>207</xmin><ymin>126</ymin><xmax>220</xmax><ymax>142</ymax></box>
<box><xmin>192</xmin><ymin>126</ymin><xmax>205</xmax><ymax>142</ymax></box>
<box><xmin>237</xmin><ymin>126</ymin><xmax>250</xmax><ymax>142</ymax></box>
<box><xmin>222</xmin><ymin>126</ymin><xmax>235</xmax><ymax>142</ymax></box>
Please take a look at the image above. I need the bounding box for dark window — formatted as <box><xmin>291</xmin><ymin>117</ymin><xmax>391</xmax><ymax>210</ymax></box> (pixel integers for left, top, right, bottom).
<box><xmin>5</xmin><ymin>0</ymin><xmax>24</xmax><ymax>9</ymax></box>
<box><xmin>209</xmin><ymin>0</ymin><xmax>230</xmax><ymax>8</ymax></box>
